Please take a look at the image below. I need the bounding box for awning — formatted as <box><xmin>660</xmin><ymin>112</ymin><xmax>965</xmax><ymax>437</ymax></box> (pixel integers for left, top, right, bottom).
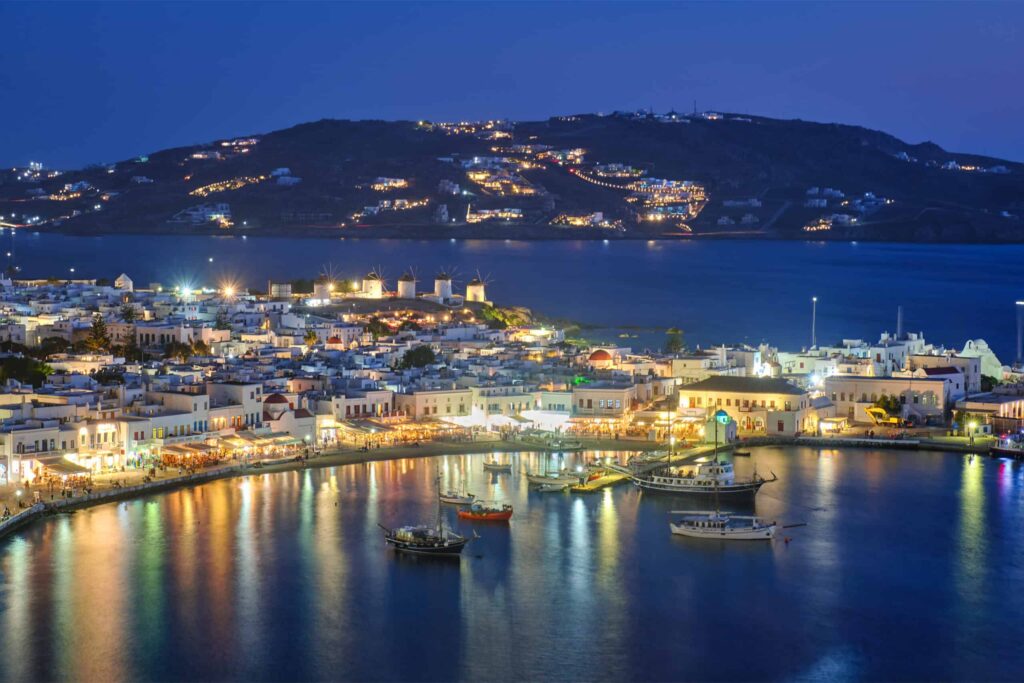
<box><xmin>43</xmin><ymin>457</ymin><xmax>91</xmax><ymax>475</ymax></box>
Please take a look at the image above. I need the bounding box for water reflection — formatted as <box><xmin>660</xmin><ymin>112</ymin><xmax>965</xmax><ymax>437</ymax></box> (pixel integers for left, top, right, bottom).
<box><xmin>0</xmin><ymin>448</ymin><xmax>1021</xmax><ymax>681</ymax></box>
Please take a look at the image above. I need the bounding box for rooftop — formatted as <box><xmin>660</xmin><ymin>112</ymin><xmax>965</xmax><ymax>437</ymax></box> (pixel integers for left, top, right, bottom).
<box><xmin>684</xmin><ymin>376</ymin><xmax>805</xmax><ymax>395</ymax></box>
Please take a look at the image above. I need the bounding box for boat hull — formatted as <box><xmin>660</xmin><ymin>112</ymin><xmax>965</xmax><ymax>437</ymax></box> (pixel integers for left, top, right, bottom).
<box><xmin>670</xmin><ymin>523</ymin><xmax>776</xmax><ymax>540</ymax></box>
<box><xmin>525</xmin><ymin>473</ymin><xmax>579</xmax><ymax>486</ymax></box>
<box><xmin>634</xmin><ymin>478</ymin><xmax>767</xmax><ymax>496</ymax></box>
<box><xmin>483</xmin><ymin>463</ymin><xmax>512</xmax><ymax>472</ymax></box>
<box><xmin>990</xmin><ymin>446</ymin><xmax>1024</xmax><ymax>458</ymax></box>
<box><xmin>384</xmin><ymin>535</ymin><xmax>468</xmax><ymax>555</ymax></box>
<box><xmin>457</xmin><ymin>510</ymin><xmax>513</xmax><ymax>522</ymax></box>
<box><xmin>440</xmin><ymin>495</ymin><xmax>475</xmax><ymax>505</ymax></box>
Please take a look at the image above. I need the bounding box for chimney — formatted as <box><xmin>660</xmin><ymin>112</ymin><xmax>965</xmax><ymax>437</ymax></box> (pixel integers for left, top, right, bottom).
<box><xmin>896</xmin><ymin>305</ymin><xmax>904</xmax><ymax>340</ymax></box>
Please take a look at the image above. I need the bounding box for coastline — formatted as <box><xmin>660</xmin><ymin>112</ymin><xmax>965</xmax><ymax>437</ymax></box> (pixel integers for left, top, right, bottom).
<box><xmin>0</xmin><ymin>433</ymin><xmax>995</xmax><ymax>543</ymax></box>
<box><xmin>0</xmin><ymin>437</ymin><xmax>663</xmax><ymax>541</ymax></box>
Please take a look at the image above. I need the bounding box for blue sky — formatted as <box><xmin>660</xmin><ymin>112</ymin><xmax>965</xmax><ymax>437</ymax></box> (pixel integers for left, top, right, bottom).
<box><xmin>2</xmin><ymin>1</ymin><xmax>1023</xmax><ymax>167</ymax></box>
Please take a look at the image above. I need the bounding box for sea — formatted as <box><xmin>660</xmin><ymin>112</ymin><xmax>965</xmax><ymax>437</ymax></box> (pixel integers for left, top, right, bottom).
<box><xmin>0</xmin><ymin>447</ymin><xmax>1021</xmax><ymax>681</ymax></box>
<box><xmin>4</xmin><ymin>232</ymin><xmax>1023</xmax><ymax>359</ymax></box>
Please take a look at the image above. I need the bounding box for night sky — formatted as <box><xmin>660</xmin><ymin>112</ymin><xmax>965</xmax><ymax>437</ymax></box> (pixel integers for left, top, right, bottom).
<box><xmin>3</xmin><ymin>1</ymin><xmax>1023</xmax><ymax>168</ymax></box>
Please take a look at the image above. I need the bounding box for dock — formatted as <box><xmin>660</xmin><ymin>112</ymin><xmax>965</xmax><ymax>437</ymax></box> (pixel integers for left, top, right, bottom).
<box><xmin>569</xmin><ymin>471</ymin><xmax>631</xmax><ymax>493</ymax></box>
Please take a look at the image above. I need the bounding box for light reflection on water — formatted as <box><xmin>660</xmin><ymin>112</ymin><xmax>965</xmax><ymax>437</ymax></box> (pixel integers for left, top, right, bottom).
<box><xmin>0</xmin><ymin>448</ymin><xmax>1022</xmax><ymax>682</ymax></box>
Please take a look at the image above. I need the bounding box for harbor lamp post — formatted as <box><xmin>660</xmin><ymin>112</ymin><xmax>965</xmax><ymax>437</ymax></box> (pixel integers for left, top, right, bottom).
<box><xmin>811</xmin><ymin>296</ymin><xmax>818</xmax><ymax>349</ymax></box>
<box><xmin>969</xmin><ymin>421</ymin><xmax>977</xmax><ymax>447</ymax></box>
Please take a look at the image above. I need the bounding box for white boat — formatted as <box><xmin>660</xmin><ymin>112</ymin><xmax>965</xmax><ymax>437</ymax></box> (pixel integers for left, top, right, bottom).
<box><xmin>535</xmin><ymin>483</ymin><xmax>567</xmax><ymax>493</ymax></box>
<box><xmin>633</xmin><ymin>460</ymin><xmax>775</xmax><ymax>497</ymax></box>
<box><xmin>669</xmin><ymin>510</ymin><xmax>776</xmax><ymax>540</ymax></box>
<box><xmin>483</xmin><ymin>459</ymin><xmax>512</xmax><ymax>473</ymax></box>
<box><xmin>524</xmin><ymin>470</ymin><xmax>580</xmax><ymax>486</ymax></box>
<box><xmin>439</xmin><ymin>490</ymin><xmax>475</xmax><ymax>505</ymax></box>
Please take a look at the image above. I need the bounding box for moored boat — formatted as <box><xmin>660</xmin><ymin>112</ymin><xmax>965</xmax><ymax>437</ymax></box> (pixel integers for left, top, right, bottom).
<box><xmin>457</xmin><ymin>501</ymin><xmax>514</xmax><ymax>521</ymax></box>
<box><xmin>990</xmin><ymin>437</ymin><xmax>1024</xmax><ymax>458</ymax></box>
<box><xmin>381</xmin><ymin>468</ymin><xmax>469</xmax><ymax>557</ymax></box>
<box><xmin>483</xmin><ymin>459</ymin><xmax>512</xmax><ymax>472</ymax></box>
<box><xmin>633</xmin><ymin>460</ymin><xmax>775</xmax><ymax>496</ymax></box>
<box><xmin>535</xmin><ymin>483</ymin><xmax>567</xmax><ymax>493</ymax></box>
<box><xmin>524</xmin><ymin>470</ymin><xmax>580</xmax><ymax>486</ymax></box>
<box><xmin>439</xmin><ymin>490</ymin><xmax>475</xmax><ymax>505</ymax></box>
<box><xmin>669</xmin><ymin>511</ymin><xmax>776</xmax><ymax>540</ymax></box>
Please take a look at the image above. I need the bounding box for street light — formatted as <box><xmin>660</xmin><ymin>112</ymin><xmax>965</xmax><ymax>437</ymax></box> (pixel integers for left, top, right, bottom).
<box><xmin>811</xmin><ymin>296</ymin><xmax>818</xmax><ymax>349</ymax></box>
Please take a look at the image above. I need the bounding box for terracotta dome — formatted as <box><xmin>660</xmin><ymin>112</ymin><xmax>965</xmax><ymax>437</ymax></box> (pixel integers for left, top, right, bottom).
<box><xmin>588</xmin><ymin>349</ymin><xmax>612</xmax><ymax>362</ymax></box>
<box><xmin>327</xmin><ymin>336</ymin><xmax>342</xmax><ymax>344</ymax></box>
<box><xmin>264</xmin><ymin>393</ymin><xmax>289</xmax><ymax>405</ymax></box>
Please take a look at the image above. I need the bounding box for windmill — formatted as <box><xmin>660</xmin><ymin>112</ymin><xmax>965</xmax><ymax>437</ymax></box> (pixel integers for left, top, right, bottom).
<box><xmin>397</xmin><ymin>266</ymin><xmax>418</xmax><ymax>299</ymax></box>
<box><xmin>465</xmin><ymin>269</ymin><xmax>492</xmax><ymax>303</ymax></box>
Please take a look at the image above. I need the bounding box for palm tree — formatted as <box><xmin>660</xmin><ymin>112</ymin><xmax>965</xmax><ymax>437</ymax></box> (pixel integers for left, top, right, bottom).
<box><xmin>304</xmin><ymin>329</ymin><xmax>318</xmax><ymax>349</ymax></box>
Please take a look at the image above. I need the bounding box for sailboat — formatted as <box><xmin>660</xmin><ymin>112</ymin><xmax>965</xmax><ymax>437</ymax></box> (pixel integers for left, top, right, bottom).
<box><xmin>381</xmin><ymin>467</ymin><xmax>469</xmax><ymax>556</ymax></box>
<box><xmin>440</xmin><ymin>468</ymin><xmax>476</xmax><ymax>505</ymax></box>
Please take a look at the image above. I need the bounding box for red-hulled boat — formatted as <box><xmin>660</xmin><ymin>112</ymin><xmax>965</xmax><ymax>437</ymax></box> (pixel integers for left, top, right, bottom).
<box><xmin>457</xmin><ymin>501</ymin><xmax>513</xmax><ymax>522</ymax></box>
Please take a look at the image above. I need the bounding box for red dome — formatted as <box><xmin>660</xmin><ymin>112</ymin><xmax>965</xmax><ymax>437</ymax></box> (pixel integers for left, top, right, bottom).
<box><xmin>327</xmin><ymin>336</ymin><xmax>342</xmax><ymax>344</ymax></box>
<box><xmin>264</xmin><ymin>393</ymin><xmax>289</xmax><ymax>405</ymax></box>
<box><xmin>588</xmin><ymin>349</ymin><xmax>612</xmax><ymax>362</ymax></box>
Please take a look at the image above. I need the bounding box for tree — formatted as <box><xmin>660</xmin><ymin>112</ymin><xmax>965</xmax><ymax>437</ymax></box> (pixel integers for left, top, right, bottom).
<box><xmin>33</xmin><ymin>336</ymin><xmax>70</xmax><ymax>360</ymax></box>
<box><xmin>398</xmin><ymin>345</ymin><xmax>437</xmax><ymax>369</ymax></box>
<box><xmin>123</xmin><ymin>335</ymin><xmax>145</xmax><ymax>362</ymax></box>
<box><xmin>164</xmin><ymin>341</ymin><xmax>192</xmax><ymax>363</ymax></box>
<box><xmin>192</xmin><ymin>339</ymin><xmax>210</xmax><ymax>356</ymax></box>
<box><xmin>874</xmin><ymin>394</ymin><xmax>903</xmax><ymax>416</ymax></box>
<box><xmin>981</xmin><ymin>375</ymin><xmax>999</xmax><ymax>392</ymax></box>
<box><xmin>85</xmin><ymin>314</ymin><xmax>111</xmax><ymax>353</ymax></box>
<box><xmin>665</xmin><ymin>327</ymin><xmax>685</xmax><ymax>354</ymax></box>
<box><xmin>92</xmin><ymin>367</ymin><xmax>125</xmax><ymax>385</ymax></box>
<box><xmin>365</xmin><ymin>317</ymin><xmax>393</xmax><ymax>339</ymax></box>
<box><xmin>399</xmin><ymin>319</ymin><xmax>421</xmax><ymax>332</ymax></box>
<box><xmin>120</xmin><ymin>302</ymin><xmax>137</xmax><ymax>322</ymax></box>
<box><xmin>304</xmin><ymin>329</ymin><xmax>319</xmax><ymax>348</ymax></box>
<box><xmin>214</xmin><ymin>308</ymin><xmax>232</xmax><ymax>330</ymax></box>
<box><xmin>480</xmin><ymin>305</ymin><xmax>530</xmax><ymax>330</ymax></box>
<box><xmin>0</xmin><ymin>356</ymin><xmax>53</xmax><ymax>387</ymax></box>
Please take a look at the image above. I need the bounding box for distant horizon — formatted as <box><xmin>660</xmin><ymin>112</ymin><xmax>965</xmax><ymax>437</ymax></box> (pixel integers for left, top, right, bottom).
<box><xmin>2</xmin><ymin>1</ymin><xmax>1023</xmax><ymax>168</ymax></box>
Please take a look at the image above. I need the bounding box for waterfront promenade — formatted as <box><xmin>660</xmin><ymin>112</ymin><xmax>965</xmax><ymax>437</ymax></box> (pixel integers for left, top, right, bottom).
<box><xmin>0</xmin><ymin>429</ymin><xmax>998</xmax><ymax>543</ymax></box>
<box><xmin>0</xmin><ymin>435</ymin><xmax>666</xmax><ymax>540</ymax></box>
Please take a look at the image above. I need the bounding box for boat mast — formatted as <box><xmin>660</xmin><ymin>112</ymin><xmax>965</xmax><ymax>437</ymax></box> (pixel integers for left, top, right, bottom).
<box><xmin>435</xmin><ymin>463</ymin><xmax>444</xmax><ymax>534</ymax></box>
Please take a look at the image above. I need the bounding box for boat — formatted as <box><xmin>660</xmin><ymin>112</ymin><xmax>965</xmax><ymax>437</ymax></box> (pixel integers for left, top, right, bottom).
<box><xmin>483</xmin><ymin>459</ymin><xmax>512</xmax><ymax>472</ymax></box>
<box><xmin>457</xmin><ymin>501</ymin><xmax>514</xmax><ymax>521</ymax></box>
<box><xmin>669</xmin><ymin>511</ymin><xmax>776</xmax><ymax>540</ymax></box>
<box><xmin>535</xmin><ymin>483</ymin><xmax>567</xmax><ymax>493</ymax></box>
<box><xmin>732</xmin><ymin>450</ymin><xmax>751</xmax><ymax>457</ymax></box>
<box><xmin>990</xmin><ymin>436</ymin><xmax>1024</xmax><ymax>458</ymax></box>
<box><xmin>439</xmin><ymin>490</ymin><xmax>475</xmax><ymax>505</ymax></box>
<box><xmin>633</xmin><ymin>460</ymin><xmax>776</xmax><ymax>496</ymax></box>
<box><xmin>668</xmin><ymin>474</ymin><xmax>776</xmax><ymax>540</ymax></box>
<box><xmin>380</xmin><ymin>469</ymin><xmax>469</xmax><ymax>557</ymax></box>
<box><xmin>524</xmin><ymin>469</ymin><xmax>581</xmax><ymax>486</ymax></box>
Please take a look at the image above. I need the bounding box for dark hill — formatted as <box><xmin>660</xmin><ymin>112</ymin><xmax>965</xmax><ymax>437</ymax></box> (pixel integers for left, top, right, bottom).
<box><xmin>2</xmin><ymin>112</ymin><xmax>1021</xmax><ymax>242</ymax></box>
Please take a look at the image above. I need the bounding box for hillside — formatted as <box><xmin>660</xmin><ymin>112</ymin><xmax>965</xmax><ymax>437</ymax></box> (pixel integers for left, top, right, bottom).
<box><xmin>2</xmin><ymin>111</ymin><xmax>1022</xmax><ymax>242</ymax></box>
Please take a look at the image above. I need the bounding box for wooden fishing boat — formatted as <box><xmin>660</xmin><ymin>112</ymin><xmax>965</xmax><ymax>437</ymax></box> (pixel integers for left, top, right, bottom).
<box><xmin>457</xmin><ymin>501</ymin><xmax>513</xmax><ymax>522</ymax></box>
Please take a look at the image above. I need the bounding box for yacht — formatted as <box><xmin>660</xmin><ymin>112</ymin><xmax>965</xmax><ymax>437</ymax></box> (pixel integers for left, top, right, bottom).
<box><xmin>633</xmin><ymin>460</ymin><xmax>775</xmax><ymax>496</ymax></box>
<box><xmin>483</xmin><ymin>459</ymin><xmax>512</xmax><ymax>473</ymax></box>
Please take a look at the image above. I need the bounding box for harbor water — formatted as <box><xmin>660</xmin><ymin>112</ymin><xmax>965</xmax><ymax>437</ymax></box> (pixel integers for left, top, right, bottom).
<box><xmin>0</xmin><ymin>446</ymin><xmax>1022</xmax><ymax>681</ymax></box>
